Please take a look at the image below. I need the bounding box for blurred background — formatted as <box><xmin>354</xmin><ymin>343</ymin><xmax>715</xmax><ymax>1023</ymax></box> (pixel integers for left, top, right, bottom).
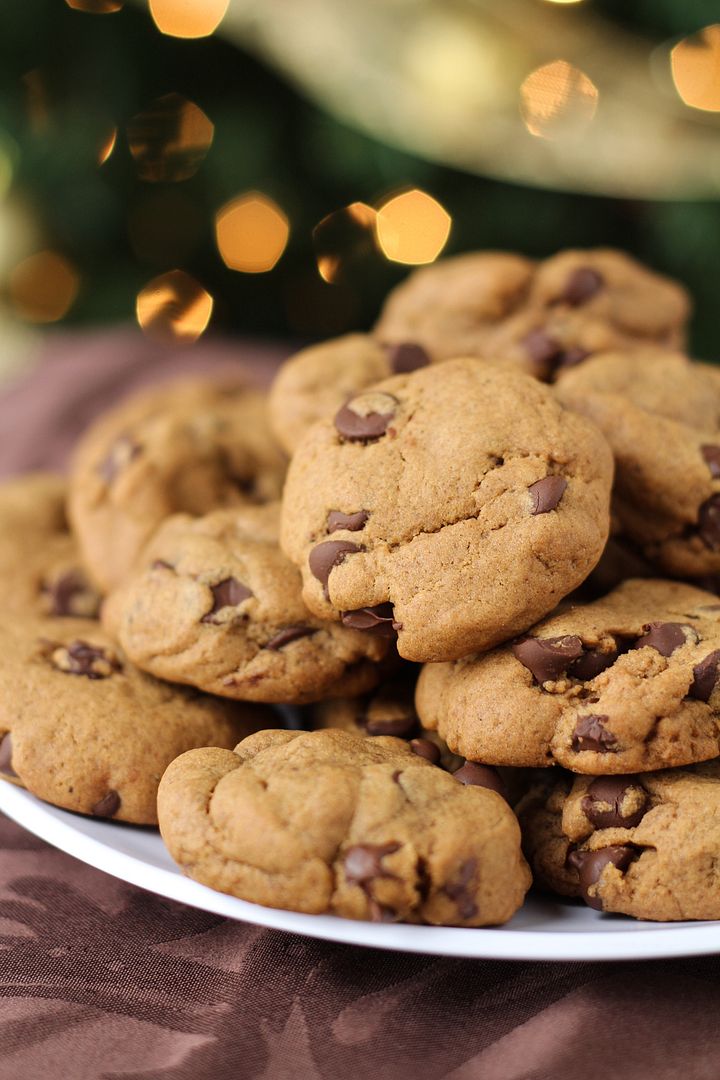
<box><xmin>1</xmin><ymin>0</ymin><xmax>720</xmax><ymax>379</ymax></box>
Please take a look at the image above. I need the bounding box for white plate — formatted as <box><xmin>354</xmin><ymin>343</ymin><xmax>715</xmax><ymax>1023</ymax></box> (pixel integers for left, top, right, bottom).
<box><xmin>2</xmin><ymin>780</ymin><xmax>719</xmax><ymax>962</ymax></box>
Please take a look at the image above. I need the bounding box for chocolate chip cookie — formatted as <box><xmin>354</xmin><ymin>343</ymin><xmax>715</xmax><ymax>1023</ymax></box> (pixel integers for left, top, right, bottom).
<box><xmin>0</xmin><ymin>616</ymin><xmax>272</xmax><ymax>824</ymax></box>
<box><xmin>0</xmin><ymin>473</ymin><xmax>100</xmax><ymax>618</ymax></box>
<box><xmin>518</xmin><ymin>761</ymin><xmax>720</xmax><ymax>920</ymax></box>
<box><xmin>281</xmin><ymin>357</ymin><xmax>613</xmax><ymax>662</ymax></box>
<box><xmin>556</xmin><ymin>349</ymin><xmax>720</xmax><ymax>581</ymax></box>
<box><xmin>102</xmin><ymin>504</ymin><xmax>389</xmax><ymax>704</ymax></box>
<box><xmin>69</xmin><ymin>378</ymin><xmax>287</xmax><ymax>592</ymax></box>
<box><xmin>157</xmin><ymin>728</ymin><xmax>531</xmax><ymax>925</ymax></box>
<box><xmin>376</xmin><ymin>248</ymin><xmax>689</xmax><ymax>381</ymax></box>
<box><xmin>417</xmin><ymin>579</ymin><xmax>720</xmax><ymax>773</ymax></box>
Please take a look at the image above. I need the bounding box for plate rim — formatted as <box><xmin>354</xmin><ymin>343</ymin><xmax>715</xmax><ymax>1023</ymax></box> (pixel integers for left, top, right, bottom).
<box><xmin>2</xmin><ymin>780</ymin><xmax>719</xmax><ymax>962</ymax></box>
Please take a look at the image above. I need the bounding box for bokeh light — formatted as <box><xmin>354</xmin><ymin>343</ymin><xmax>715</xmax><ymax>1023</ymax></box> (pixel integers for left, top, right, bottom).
<box><xmin>215</xmin><ymin>193</ymin><xmax>289</xmax><ymax>273</ymax></box>
<box><xmin>9</xmin><ymin>251</ymin><xmax>79</xmax><ymax>323</ymax></box>
<box><xmin>375</xmin><ymin>189</ymin><xmax>451</xmax><ymax>265</ymax></box>
<box><xmin>520</xmin><ymin>60</ymin><xmax>598</xmax><ymax>139</ymax></box>
<box><xmin>136</xmin><ymin>270</ymin><xmax>213</xmax><ymax>344</ymax></box>
<box><xmin>671</xmin><ymin>26</ymin><xmax>720</xmax><ymax>113</ymax></box>
<box><xmin>98</xmin><ymin>127</ymin><xmax>117</xmax><ymax>165</ymax></box>
<box><xmin>65</xmin><ymin>0</ymin><xmax>123</xmax><ymax>12</ymax></box>
<box><xmin>542</xmin><ymin>0</ymin><xmax>584</xmax><ymax>4</ymax></box>
<box><xmin>127</xmin><ymin>94</ymin><xmax>214</xmax><ymax>182</ymax></box>
<box><xmin>149</xmin><ymin>0</ymin><xmax>228</xmax><ymax>39</ymax></box>
<box><xmin>313</xmin><ymin>202</ymin><xmax>376</xmax><ymax>283</ymax></box>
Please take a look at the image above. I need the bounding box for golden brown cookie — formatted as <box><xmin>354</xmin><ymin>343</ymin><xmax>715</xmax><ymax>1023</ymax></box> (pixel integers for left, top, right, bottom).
<box><xmin>281</xmin><ymin>357</ymin><xmax>613</xmax><ymax>662</ymax></box>
<box><xmin>158</xmin><ymin>728</ymin><xmax>531</xmax><ymax>925</ymax></box>
<box><xmin>102</xmin><ymin>504</ymin><xmax>389</xmax><ymax>704</ymax></box>
<box><xmin>69</xmin><ymin>379</ymin><xmax>286</xmax><ymax>592</ymax></box>
<box><xmin>417</xmin><ymin>579</ymin><xmax>720</xmax><ymax>774</ymax></box>
<box><xmin>518</xmin><ymin>762</ymin><xmax>720</xmax><ymax>920</ymax></box>
<box><xmin>0</xmin><ymin>473</ymin><xmax>100</xmax><ymax>618</ymax></box>
<box><xmin>0</xmin><ymin>616</ymin><xmax>272</xmax><ymax>824</ymax></box>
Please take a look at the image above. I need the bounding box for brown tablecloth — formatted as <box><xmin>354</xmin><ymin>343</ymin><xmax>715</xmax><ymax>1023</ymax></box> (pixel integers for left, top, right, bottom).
<box><xmin>2</xmin><ymin>328</ymin><xmax>720</xmax><ymax>1080</ymax></box>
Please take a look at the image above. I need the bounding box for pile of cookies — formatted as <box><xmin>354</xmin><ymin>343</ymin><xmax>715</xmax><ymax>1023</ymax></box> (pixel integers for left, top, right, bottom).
<box><xmin>5</xmin><ymin>245</ymin><xmax>720</xmax><ymax>928</ymax></box>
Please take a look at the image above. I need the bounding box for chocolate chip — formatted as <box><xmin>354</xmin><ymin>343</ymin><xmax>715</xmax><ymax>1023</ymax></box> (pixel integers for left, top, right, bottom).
<box><xmin>559</xmin><ymin>267</ymin><xmax>604</xmax><ymax>306</ymax></box>
<box><xmin>523</xmin><ymin>328</ymin><xmax>561</xmax><ymax>374</ymax></box>
<box><xmin>632</xmin><ymin>621</ymin><xmax>689</xmax><ymax>657</ymax></box>
<box><xmin>51</xmin><ymin>640</ymin><xmax>121</xmax><ymax>680</ymax></box>
<box><xmin>341</xmin><ymin>603</ymin><xmax>398</xmax><ymax>637</ymax></box>
<box><xmin>383</xmin><ymin>342</ymin><xmax>430</xmax><ymax>374</ymax></box>
<box><xmin>92</xmin><ymin>790</ymin><xmax>121</xmax><ymax>818</ymax></box>
<box><xmin>453</xmin><ymin>761</ymin><xmax>508</xmax><ymax>801</ymax></box>
<box><xmin>702</xmin><ymin>445</ymin><xmax>720</xmax><ymax>479</ymax></box>
<box><xmin>334</xmin><ymin>392</ymin><xmax>398</xmax><ymax>442</ymax></box>
<box><xmin>689</xmin><ymin>649</ymin><xmax>720</xmax><ymax>702</ymax></box>
<box><xmin>512</xmin><ymin>635</ymin><xmax>583</xmax><ymax>684</ymax></box>
<box><xmin>98</xmin><ymin>435</ymin><xmax>141</xmax><ymax>485</ymax></box>
<box><xmin>528</xmin><ymin>476</ymin><xmax>567</xmax><ymax>514</ymax></box>
<box><xmin>42</xmin><ymin>570</ymin><xmax>98</xmax><ymax>618</ymax></box>
<box><xmin>308</xmin><ymin>541</ymin><xmax>362</xmax><ymax>597</ymax></box>
<box><xmin>569</xmin><ymin>646</ymin><xmax>619</xmax><ymax>681</ymax></box>
<box><xmin>698</xmin><ymin>494</ymin><xmax>720</xmax><ymax>550</ymax></box>
<box><xmin>151</xmin><ymin>559</ymin><xmax>174</xmax><ymax>571</ymax></box>
<box><xmin>556</xmin><ymin>347</ymin><xmax>591</xmax><ymax>370</ymax></box>
<box><xmin>202</xmin><ymin>578</ymin><xmax>253</xmax><ymax>623</ymax></box>
<box><xmin>410</xmin><ymin>738</ymin><xmax>441</xmax><ymax>764</ymax></box>
<box><xmin>443</xmin><ymin>859</ymin><xmax>478</xmax><ymax>920</ymax></box>
<box><xmin>265</xmin><ymin>626</ymin><xmax>315</xmax><ymax>651</ymax></box>
<box><xmin>344</xmin><ymin>842</ymin><xmax>401</xmax><ymax>885</ymax></box>
<box><xmin>571</xmin><ymin>715</ymin><xmax>618</xmax><ymax>753</ymax></box>
<box><xmin>567</xmin><ymin>845</ymin><xmax>636</xmax><ymax>910</ymax></box>
<box><xmin>582</xmin><ymin>776</ymin><xmax>648</xmax><ymax>830</ymax></box>
<box><xmin>327</xmin><ymin>510</ymin><xmax>369</xmax><ymax>533</ymax></box>
<box><xmin>0</xmin><ymin>733</ymin><xmax>17</xmax><ymax>778</ymax></box>
<box><xmin>365</xmin><ymin>713</ymin><xmax>417</xmax><ymax>738</ymax></box>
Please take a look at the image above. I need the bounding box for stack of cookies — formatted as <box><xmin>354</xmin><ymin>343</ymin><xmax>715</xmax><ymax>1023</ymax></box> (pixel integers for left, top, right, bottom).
<box><xmin>5</xmin><ymin>245</ymin><xmax>720</xmax><ymax>928</ymax></box>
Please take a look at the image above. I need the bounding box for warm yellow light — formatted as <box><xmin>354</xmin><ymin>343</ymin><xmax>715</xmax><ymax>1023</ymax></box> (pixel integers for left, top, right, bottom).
<box><xmin>10</xmin><ymin>251</ymin><xmax>80</xmax><ymax>323</ymax></box>
<box><xmin>98</xmin><ymin>127</ymin><xmax>117</xmax><ymax>165</ymax></box>
<box><xmin>127</xmin><ymin>94</ymin><xmax>214</xmax><ymax>182</ymax></box>
<box><xmin>671</xmin><ymin>26</ymin><xmax>720</xmax><ymax>112</ymax></box>
<box><xmin>149</xmin><ymin>0</ymin><xmax>228</xmax><ymax>38</ymax></box>
<box><xmin>65</xmin><ymin>0</ymin><xmax>123</xmax><ymax>11</ymax></box>
<box><xmin>520</xmin><ymin>60</ymin><xmax>598</xmax><ymax>139</ymax></box>
<box><xmin>375</xmin><ymin>189</ymin><xmax>451</xmax><ymax>266</ymax></box>
<box><xmin>313</xmin><ymin>202</ymin><xmax>376</xmax><ymax>283</ymax></box>
<box><xmin>136</xmin><ymin>270</ymin><xmax>213</xmax><ymax>344</ymax></box>
<box><xmin>215</xmin><ymin>193</ymin><xmax>289</xmax><ymax>273</ymax></box>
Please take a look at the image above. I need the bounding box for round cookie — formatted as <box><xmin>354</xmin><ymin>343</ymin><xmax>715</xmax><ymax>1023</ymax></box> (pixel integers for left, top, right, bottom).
<box><xmin>518</xmin><ymin>762</ymin><xmax>720</xmax><ymax>921</ymax></box>
<box><xmin>102</xmin><ymin>504</ymin><xmax>389</xmax><ymax>704</ymax></box>
<box><xmin>280</xmin><ymin>357</ymin><xmax>613</xmax><ymax>662</ymax></box>
<box><xmin>0</xmin><ymin>616</ymin><xmax>273</xmax><ymax>824</ymax></box>
<box><xmin>157</xmin><ymin>728</ymin><xmax>531</xmax><ymax>925</ymax></box>
<box><xmin>556</xmin><ymin>350</ymin><xmax>720</xmax><ymax>580</ymax></box>
<box><xmin>69</xmin><ymin>378</ymin><xmax>287</xmax><ymax>592</ymax></box>
<box><xmin>376</xmin><ymin>248</ymin><xmax>689</xmax><ymax>381</ymax></box>
<box><xmin>269</xmin><ymin>334</ymin><xmax>431</xmax><ymax>456</ymax></box>
<box><xmin>417</xmin><ymin>579</ymin><xmax>720</xmax><ymax>774</ymax></box>
<box><xmin>0</xmin><ymin>473</ymin><xmax>100</xmax><ymax>618</ymax></box>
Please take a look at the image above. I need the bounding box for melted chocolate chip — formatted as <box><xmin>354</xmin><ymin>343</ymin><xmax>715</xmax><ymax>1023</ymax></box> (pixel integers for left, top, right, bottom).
<box><xmin>383</xmin><ymin>342</ymin><xmax>431</xmax><ymax>374</ymax></box>
<box><xmin>443</xmin><ymin>859</ymin><xmax>478</xmax><ymax>920</ymax></box>
<box><xmin>202</xmin><ymin>578</ymin><xmax>253</xmax><ymax>623</ymax></box>
<box><xmin>699</xmin><ymin>495</ymin><xmax>720</xmax><ymax>550</ymax></box>
<box><xmin>92</xmin><ymin>790</ymin><xmax>121</xmax><ymax>818</ymax></box>
<box><xmin>308</xmin><ymin>541</ymin><xmax>363</xmax><ymax>595</ymax></box>
<box><xmin>528</xmin><ymin>476</ymin><xmax>567</xmax><ymax>514</ymax></box>
<box><xmin>523</xmin><ymin>328</ymin><xmax>562</xmax><ymax>375</ymax></box>
<box><xmin>581</xmin><ymin>776</ymin><xmax>648</xmax><ymax>830</ymax></box>
<box><xmin>52</xmin><ymin>640</ymin><xmax>121</xmax><ymax>680</ymax></box>
<box><xmin>702</xmin><ymin>445</ymin><xmax>720</xmax><ymax>479</ymax></box>
<box><xmin>568</xmin><ymin>646</ymin><xmax>619</xmax><ymax>681</ymax></box>
<box><xmin>512</xmin><ymin>635</ymin><xmax>583</xmax><ymax>684</ymax></box>
<box><xmin>344</xmin><ymin>842</ymin><xmax>401</xmax><ymax>885</ymax></box>
<box><xmin>341</xmin><ymin>603</ymin><xmax>399</xmax><ymax>637</ymax></box>
<box><xmin>567</xmin><ymin>845</ymin><xmax>636</xmax><ymax>910</ymax></box>
<box><xmin>265</xmin><ymin>626</ymin><xmax>315</xmax><ymax>651</ymax></box>
<box><xmin>453</xmin><ymin>761</ymin><xmax>508</xmax><ymax>801</ymax></box>
<box><xmin>326</xmin><ymin>510</ymin><xmax>369</xmax><ymax>533</ymax></box>
<box><xmin>0</xmin><ymin>733</ymin><xmax>16</xmax><ymax>777</ymax></box>
<box><xmin>334</xmin><ymin>393</ymin><xmax>398</xmax><ymax>442</ymax></box>
<box><xmin>571</xmin><ymin>715</ymin><xmax>618</xmax><ymax>753</ymax></box>
<box><xmin>556</xmin><ymin>347</ymin><xmax>591</xmax><ymax>370</ymax></box>
<box><xmin>365</xmin><ymin>712</ymin><xmax>417</xmax><ymax>738</ymax></box>
<box><xmin>42</xmin><ymin>570</ymin><xmax>98</xmax><ymax>618</ymax></box>
<box><xmin>559</xmin><ymin>267</ymin><xmax>604</xmax><ymax>307</ymax></box>
<box><xmin>688</xmin><ymin>649</ymin><xmax>720</xmax><ymax>702</ymax></box>
<box><xmin>632</xmin><ymin>621</ymin><xmax>689</xmax><ymax>657</ymax></box>
<box><xmin>410</xmin><ymin>738</ymin><xmax>441</xmax><ymax>764</ymax></box>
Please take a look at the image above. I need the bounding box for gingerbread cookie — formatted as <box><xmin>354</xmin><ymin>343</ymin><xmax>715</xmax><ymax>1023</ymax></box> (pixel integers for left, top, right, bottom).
<box><xmin>158</xmin><ymin>728</ymin><xmax>531</xmax><ymax>925</ymax></box>
<box><xmin>0</xmin><ymin>616</ymin><xmax>272</xmax><ymax>824</ymax></box>
<box><xmin>0</xmin><ymin>473</ymin><xmax>100</xmax><ymax>618</ymax></box>
<box><xmin>69</xmin><ymin>379</ymin><xmax>286</xmax><ymax>591</ymax></box>
<box><xmin>518</xmin><ymin>762</ymin><xmax>720</xmax><ymax>920</ymax></box>
<box><xmin>417</xmin><ymin>579</ymin><xmax>720</xmax><ymax>773</ymax></box>
<box><xmin>281</xmin><ymin>358</ymin><xmax>613</xmax><ymax>662</ymax></box>
<box><xmin>102</xmin><ymin>504</ymin><xmax>389</xmax><ymax>704</ymax></box>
